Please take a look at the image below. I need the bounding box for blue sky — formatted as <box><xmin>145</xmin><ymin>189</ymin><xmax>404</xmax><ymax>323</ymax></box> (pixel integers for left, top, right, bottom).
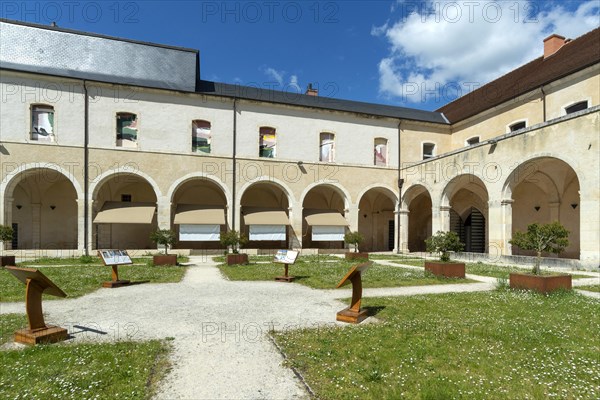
<box><xmin>3</xmin><ymin>1</ymin><xmax>599</xmax><ymax>110</ymax></box>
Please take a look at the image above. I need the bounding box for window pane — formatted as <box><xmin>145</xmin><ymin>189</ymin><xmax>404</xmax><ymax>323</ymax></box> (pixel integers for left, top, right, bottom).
<box><xmin>192</xmin><ymin>120</ymin><xmax>211</xmax><ymax>153</ymax></box>
<box><xmin>31</xmin><ymin>105</ymin><xmax>55</xmax><ymax>142</ymax></box>
<box><xmin>259</xmin><ymin>127</ymin><xmax>276</xmax><ymax>158</ymax></box>
<box><xmin>320</xmin><ymin>133</ymin><xmax>334</xmax><ymax>162</ymax></box>
<box><xmin>509</xmin><ymin>122</ymin><xmax>526</xmax><ymax>132</ymax></box>
<box><xmin>116</xmin><ymin>113</ymin><xmax>137</xmax><ymax>147</ymax></box>
<box><xmin>374</xmin><ymin>138</ymin><xmax>387</xmax><ymax>166</ymax></box>
<box><xmin>467</xmin><ymin>137</ymin><xmax>480</xmax><ymax>145</ymax></box>
<box><xmin>565</xmin><ymin>101</ymin><xmax>588</xmax><ymax>114</ymax></box>
<box><xmin>423</xmin><ymin>143</ymin><xmax>435</xmax><ymax>160</ymax></box>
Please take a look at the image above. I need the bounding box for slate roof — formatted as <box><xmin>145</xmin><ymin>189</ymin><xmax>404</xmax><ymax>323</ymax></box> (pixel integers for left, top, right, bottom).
<box><xmin>438</xmin><ymin>28</ymin><xmax>600</xmax><ymax>123</ymax></box>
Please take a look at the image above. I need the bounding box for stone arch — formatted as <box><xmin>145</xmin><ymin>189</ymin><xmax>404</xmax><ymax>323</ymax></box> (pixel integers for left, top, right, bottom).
<box><xmin>301</xmin><ymin>183</ymin><xmax>350</xmax><ymax>250</ymax></box>
<box><xmin>441</xmin><ymin>174</ymin><xmax>489</xmax><ymax>253</ymax></box>
<box><xmin>92</xmin><ymin>170</ymin><xmax>159</xmax><ymax>250</ymax></box>
<box><xmin>357</xmin><ymin>186</ymin><xmax>399</xmax><ymax>252</ymax></box>
<box><xmin>2</xmin><ymin>165</ymin><xmax>81</xmax><ymax>249</ymax></box>
<box><xmin>299</xmin><ymin>181</ymin><xmax>351</xmax><ymax>210</ymax></box>
<box><xmin>502</xmin><ymin>156</ymin><xmax>580</xmax><ymax>259</ymax></box>
<box><xmin>402</xmin><ymin>184</ymin><xmax>433</xmax><ymax>252</ymax></box>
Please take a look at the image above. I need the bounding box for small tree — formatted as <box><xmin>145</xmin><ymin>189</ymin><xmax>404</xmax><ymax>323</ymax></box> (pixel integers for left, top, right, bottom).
<box><xmin>425</xmin><ymin>231</ymin><xmax>464</xmax><ymax>262</ymax></box>
<box><xmin>220</xmin><ymin>230</ymin><xmax>248</xmax><ymax>254</ymax></box>
<box><xmin>150</xmin><ymin>229</ymin><xmax>177</xmax><ymax>255</ymax></box>
<box><xmin>509</xmin><ymin>221</ymin><xmax>569</xmax><ymax>275</ymax></box>
<box><xmin>344</xmin><ymin>231</ymin><xmax>364</xmax><ymax>253</ymax></box>
<box><xmin>0</xmin><ymin>225</ymin><xmax>13</xmax><ymax>254</ymax></box>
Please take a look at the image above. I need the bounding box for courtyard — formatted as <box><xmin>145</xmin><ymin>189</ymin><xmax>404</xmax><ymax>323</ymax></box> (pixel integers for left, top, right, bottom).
<box><xmin>0</xmin><ymin>255</ymin><xmax>598</xmax><ymax>399</ymax></box>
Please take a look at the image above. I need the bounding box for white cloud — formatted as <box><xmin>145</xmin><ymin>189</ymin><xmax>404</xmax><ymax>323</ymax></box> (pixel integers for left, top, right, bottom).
<box><xmin>289</xmin><ymin>75</ymin><xmax>301</xmax><ymax>92</ymax></box>
<box><xmin>263</xmin><ymin>67</ymin><xmax>284</xmax><ymax>86</ymax></box>
<box><xmin>377</xmin><ymin>0</ymin><xmax>600</xmax><ymax>105</ymax></box>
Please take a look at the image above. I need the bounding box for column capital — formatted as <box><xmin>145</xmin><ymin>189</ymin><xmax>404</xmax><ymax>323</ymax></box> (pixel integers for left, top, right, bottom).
<box><xmin>396</xmin><ymin>209</ymin><xmax>410</xmax><ymax>215</ymax></box>
<box><xmin>440</xmin><ymin>206</ymin><xmax>452</xmax><ymax>212</ymax></box>
<box><xmin>501</xmin><ymin>199</ymin><xmax>514</xmax><ymax>205</ymax></box>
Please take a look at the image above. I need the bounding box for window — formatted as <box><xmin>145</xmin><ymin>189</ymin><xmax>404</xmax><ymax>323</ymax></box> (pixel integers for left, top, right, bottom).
<box><xmin>466</xmin><ymin>137</ymin><xmax>480</xmax><ymax>146</ymax></box>
<box><xmin>192</xmin><ymin>120</ymin><xmax>211</xmax><ymax>153</ymax></box>
<box><xmin>509</xmin><ymin>121</ymin><xmax>527</xmax><ymax>132</ymax></box>
<box><xmin>31</xmin><ymin>105</ymin><xmax>55</xmax><ymax>142</ymax></box>
<box><xmin>259</xmin><ymin>127</ymin><xmax>276</xmax><ymax>158</ymax></box>
<box><xmin>319</xmin><ymin>132</ymin><xmax>335</xmax><ymax>162</ymax></box>
<box><xmin>565</xmin><ymin>101</ymin><xmax>588</xmax><ymax>114</ymax></box>
<box><xmin>121</xmin><ymin>194</ymin><xmax>132</xmax><ymax>202</ymax></box>
<box><xmin>422</xmin><ymin>143</ymin><xmax>436</xmax><ymax>160</ymax></box>
<box><xmin>116</xmin><ymin>113</ymin><xmax>138</xmax><ymax>148</ymax></box>
<box><xmin>374</xmin><ymin>138</ymin><xmax>388</xmax><ymax>166</ymax></box>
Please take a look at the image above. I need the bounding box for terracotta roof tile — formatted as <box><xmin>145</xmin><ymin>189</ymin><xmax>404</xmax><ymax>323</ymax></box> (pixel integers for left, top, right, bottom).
<box><xmin>438</xmin><ymin>28</ymin><xmax>600</xmax><ymax>123</ymax></box>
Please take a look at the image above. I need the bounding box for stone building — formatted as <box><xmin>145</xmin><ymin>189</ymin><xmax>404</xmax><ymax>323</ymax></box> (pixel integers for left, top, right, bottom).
<box><xmin>1</xmin><ymin>20</ymin><xmax>598</xmax><ymax>268</ymax></box>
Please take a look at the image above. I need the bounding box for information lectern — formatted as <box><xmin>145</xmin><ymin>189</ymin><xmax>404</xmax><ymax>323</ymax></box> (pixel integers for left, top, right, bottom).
<box><xmin>273</xmin><ymin>250</ymin><xmax>299</xmax><ymax>282</ymax></box>
<box><xmin>98</xmin><ymin>250</ymin><xmax>133</xmax><ymax>288</ymax></box>
<box><xmin>5</xmin><ymin>266</ymin><xmax>68</xmax><ymax>345</ymax></box>
<box><xmin>335</xmin><ymin>262</ymin><xmax>372</xmax><ymax>324</ymax></box>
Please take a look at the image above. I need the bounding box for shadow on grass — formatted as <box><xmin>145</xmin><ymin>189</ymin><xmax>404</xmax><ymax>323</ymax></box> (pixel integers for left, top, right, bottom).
<box><xmin>364</xmin><ymin>305</ymin><xmax>386</xmax><ymax>317</ymax></box>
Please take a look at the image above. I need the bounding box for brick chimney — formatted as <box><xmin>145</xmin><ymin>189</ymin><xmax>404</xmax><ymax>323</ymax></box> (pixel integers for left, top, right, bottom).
<box><xmin>544</xmin><ymin>34</ymin><xmax>566</xmax><ymax>59</ymax></box>
<box><xmin>305</xmin><ymin>83</ymin><xmax>318</xmax><ymax>96</ymax></box>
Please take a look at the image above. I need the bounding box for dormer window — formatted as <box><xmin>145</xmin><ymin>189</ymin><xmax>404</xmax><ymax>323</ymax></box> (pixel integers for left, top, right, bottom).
<box><xmin>565</xmin><ymin>101</ymin><xmax>588</xmax><ymax>115</ymax></box>
<box><xmin>466</xmin><ymin>137</ymin><xmax>480</xmax><ymax>146</ymax></box>
<box><xmin>509</xmin><ymin>121</ymin><xmax>527</xmax><ymax>132</ymax></box>
<box><xmin>31</xmin><ymin>105</ymin><xmax>55</xmax><ymax>142</ymax></box>
<box><xmin>422</xmin><ymin>143</ymin><xmax>436</xmax><ymax>160</ymax></box>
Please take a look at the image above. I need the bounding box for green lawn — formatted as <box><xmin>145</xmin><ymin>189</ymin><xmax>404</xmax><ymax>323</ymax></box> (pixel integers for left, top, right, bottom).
<box><xmin>273</xmin><ymin>290</ymin><xmax>600</xmax><ymax>399</ymax></box>
<box><xmin>367</xmin><ymin>254</ymin><xmax>425</xmax><ymax>261</ymax></box>
<box><xmin>392</xmin><ymin>260</ymin><xmax>590</xmax><ymax>280</ymax></box>
<box><xmin>218</xmin><ymin>259</ymin><xmax>476</xmax><ymax>289</ymax></box>
<box><xmin>19</xmin><ymin>255</ymin><xmax>189</xmax><ymax>266</ymax></box>
<box><xmin>0</xmin><ymin>314</ymin><xmax>170</xmax><ymax>400</ymax></box>
<box><xmin>0</xmin><ymin>264</ymin><xmax>188</xmax><ymax>302</ymax></box>
<box><xmin>212</xmin><ymin>254</ymin><xmax>342</xmax><ymax>263</ymax></box>
<box><xmin>577</xmin><ymin>285</ymin><xmax>600</xmax><ymax>293</ymax></box>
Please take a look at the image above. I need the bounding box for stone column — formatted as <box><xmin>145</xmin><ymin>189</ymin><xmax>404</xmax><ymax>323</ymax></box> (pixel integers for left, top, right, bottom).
<box><xmin>549</xmin><ymin>201</ymin><xmax>560</xmax><ymax>222</ymax></box>
<box><xmin>31</xmin><ymin>203</ymin><xmax>41</xmax><ymax>249</ymax></box>
<box><xmin>439</xmin><ymin>206</ymin><xmax>451</xmax><ymax>232</ymax></box>
<box><xmin>288</xmin><ymin>206</ymin><xmax>303</xmax><ymax>250</ymax></box>
<box><xmin>2</xmin><ymin>197</ymin><xmax>13</xmax><ymax>251</ymax></box>
<box><xmin>397</xmin><ymin>209</ymin><xmax>409</xmax><ymax>253</ymax></box>
<box><xmin>156</xmin><ymin>197</ymin><xmax>171</xmax><ymax>230</ymax></box>
<box><xmin>501</xmin><ymin>199</ymin><xmax>514</xmax><ymax>256</ymax></box>
<box><xmin>345</xmin><ymin>204</ymin><xmax>359</xmax><ymax>251</ymax></box>
<box><xmin>76</xmin><ymin>199</ymin><xmax>86</xmax><ymax>254</ymax></box>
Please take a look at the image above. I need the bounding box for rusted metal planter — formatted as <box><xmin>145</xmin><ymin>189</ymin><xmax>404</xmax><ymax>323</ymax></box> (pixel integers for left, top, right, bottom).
<box><xmin>424</xmin><ymin>261</ymin><xmax>466</xmax><ymax>278</ymax></box>
<box><xmin>509</xmin><ymin>273</ymin><xmax>572</xmax><ymax>294</ymax></box>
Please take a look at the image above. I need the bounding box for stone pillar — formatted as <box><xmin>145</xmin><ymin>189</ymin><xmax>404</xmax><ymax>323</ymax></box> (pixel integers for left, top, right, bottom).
<box><xmin>397</xmin><ymin>209</ymin><xmax>409</xmax><ymax>253</ymax></box>
<box><xmin>289</xmin><ymin>206</ymin><xmax>302</xmax><ymax>250</ymax></box>
<box><xmin>2</xmin><ymin>197</ymin><xmax>13</xmax><ymax>251</ymax></box>
<box><xmin>31</xmin><ymin>203</ymin><xmax>41</xmax><ymax>248</ymax></box>
<box><xmin>76</xmin><ymin>199</ymin><xmax>86</xmax><ymax>255</ymax></box>
<box><xmin>439</xmin><ymin>206</ymin><xmax>451</xmax><ymax>232</ymax></box>
<box><xmin>87</xmin><ymin>200</ymin><xmax>96</xmax><ymax>254</ymax></box>
<box><xmin>156</xmin><ymin>197</ymin><xmax>171</xmax><ymax>230</ymax></box>
<box><xmin>487</xmin><ymin>199</ymin><xmax>504</xmax><ymax>260</ymax></box>
<box><xmin>346</xmin><ymin>204</ymin><xmax>359</xmax><ymax>251</ymax></box>
<box><xmin>549</xmin><ymin>201</ymin><xmax>560</xmax><ymax>222</ymax></box>
<box><xmin>501</xmin><ymin>199</ymin><xmax>514</xmax><ymax>256</ymax></box>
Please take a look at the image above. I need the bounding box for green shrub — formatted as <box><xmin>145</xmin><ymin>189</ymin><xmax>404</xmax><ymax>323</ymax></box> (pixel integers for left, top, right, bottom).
<box><xmin>425</xmin><ymin>231</ymin><xmax>464</xmax><ymax>262</ymax></box>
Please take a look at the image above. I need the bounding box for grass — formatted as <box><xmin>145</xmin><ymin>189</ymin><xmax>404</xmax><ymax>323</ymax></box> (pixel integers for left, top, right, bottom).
<box><xmin>218</xmin><ymin>259</ymin><xmax>476</xmax><ymax>289</ymax></box>
<box><xmin>0</xmin><ymin>314</ymin><xmax>171</xmax><ymax>400</ymax></box>
<box><xmin>19</xmin><ymin>255</ymin><xmax>189</xmax><ymax>266</ymax></box>
<box><xmin>212</xmin><ymin>254</ymin><xmax>342</xmax><ymax>263</ymax></box>
<box><xmin>0</xmin><ymin>264</ymin><xmax>188</xmax><ymax>302</ymax></box>
<box><xmin>367</xmin><ymin>254</ymin><xmax>425</xmax><ymax>261</ymax></box>
<box><xmin>273</xmin><ymin>290</ymin><xmax>600</xmax><ymax>399</ymax></box>
<box><xmin>392</xmin><ymin>260</ymin><xmax>591</xmax><ymax>280</ymax></box>
<box><xmin>577</xmin><ymin>285</ymin><xmax>600</xmax><ymax>293</ymax></box>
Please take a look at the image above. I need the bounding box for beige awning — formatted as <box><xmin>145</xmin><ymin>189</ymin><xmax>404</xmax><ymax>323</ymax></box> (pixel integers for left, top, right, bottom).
<box><xmin>304</xmin><ymin>209</ymin><xmax>349</xmax><ymax>226</ymax></box>
<box><xmin>174</xmin><ymin>204</ymin><xmax>226</xmax><ymax>225</ymax></box>
<box><xmin>94</xmin><ymin>201</ymin><xmax>156</xmax><ymax>224</ymax></box>
<box><xmin>243</xmin><ymin>207</ymin><xmax>290</xmax><ymax>225</ymax></box>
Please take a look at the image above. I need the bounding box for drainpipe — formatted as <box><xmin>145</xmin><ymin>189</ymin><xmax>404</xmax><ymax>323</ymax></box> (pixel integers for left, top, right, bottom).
<box><xmin>83</xmin><ymin>81</ymin><xmax>89</xmax><ymax>256</ymax></box>
<box><xmin>232</xmin><ymin>98</ymin><xmax>237</xmax><ymax>230</ymax></box>
<box><xmin>396</xmin><ymin>120</ymin><xmax>403</xmax><ymax>254</ymax></box>
<box><xmin>540</xmin><ymin>85</ymin><xmax>547</xmax><ymax>122</ymax></box>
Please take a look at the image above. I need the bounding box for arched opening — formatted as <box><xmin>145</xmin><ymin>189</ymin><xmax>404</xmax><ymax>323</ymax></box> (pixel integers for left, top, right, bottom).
<box><xmin>92</xmin><ymin>174</ymin><xmax>158</xmax><ymax>249</ymax></box>
<box><xmin>240</xmin><ymin>182</ymin><xmax>290</xmax><ymax>250</ymax></box>
<box><xmin>506</xmin><ymin>157</ymin><xmax>580</xmax><ymax>259</ymax></box>
<box><xmin>443</xmin><ymin>175</ymin><xmax>489</xmax><ymax>253</ymax></box>
<box><xmin>171</xmin><ymin>178</ymin><xmax>227</xmax><ymax>250</ymax></box>
<box><xmin>403</xmin><ymin>185</ymin><xmax>432</xmax><ymax>252</ymax></box>
<box><xmin>358</xmin><ymin>188</ymin><xmax>397</xmax><ymax>252</ymax></box>
<box><xmin>302</xmin><ymin>185</ymin><xmax>348</xmax><ymax>250</ymax></box>
<box><xmin>5</xmin><ymin>168</ymin><xmax>78</xmax><ymax>249</ymax></box>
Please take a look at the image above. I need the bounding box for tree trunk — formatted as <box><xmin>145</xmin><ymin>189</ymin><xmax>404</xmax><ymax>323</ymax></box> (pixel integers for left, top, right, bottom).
<box><xmin>535</xmin><ymin>251</ymin><xmax>542</xmax><ymax>275</ymax></box>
